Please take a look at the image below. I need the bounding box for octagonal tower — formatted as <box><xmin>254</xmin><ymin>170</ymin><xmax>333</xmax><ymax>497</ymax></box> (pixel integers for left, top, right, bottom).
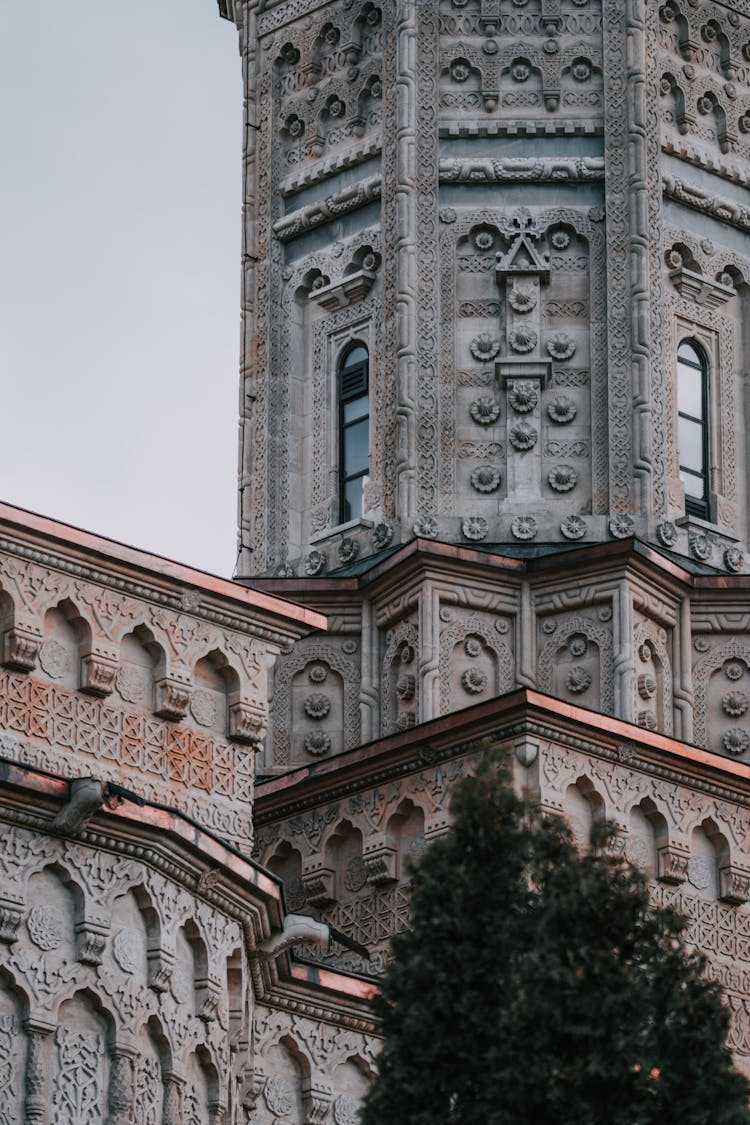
<box><xmin>220</xmin><ymin>0</ymin><xmax>750</xmax><ymax>578</ymax></box>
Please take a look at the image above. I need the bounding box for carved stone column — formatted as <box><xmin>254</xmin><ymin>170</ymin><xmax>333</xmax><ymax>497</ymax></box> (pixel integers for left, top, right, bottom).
<box><xmin>108</xmin><ymin>1048</ymin><xmax>135</xmax><ymax>1124</ymax></box>
<box><xmin>162</xmin><ymin>1073</ymin><xmax>184</xmax><ymax>1125</ymax></box>
<box><xmin>24</xmin><ymin>1020</ymin><xmax>53</xmax><ymax>1125</ymax></box>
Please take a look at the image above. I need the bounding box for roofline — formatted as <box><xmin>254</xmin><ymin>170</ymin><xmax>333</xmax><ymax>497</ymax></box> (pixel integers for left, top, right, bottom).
<box><xmin>0</xmin><ymin>753</ymin><xmax>378</xmax><ymax>1007</ymax></box>
<box><xmin>0</xmin><ymin>754</ymin><xmax>282</xmax><ymax>901</ymax></box>
<box><xmin>0</xmin><ymin>500</ymin><xmax>326</xmax><ymax>633</ymax></box>
<box><xmin>245</xmin><ymin>536</ymin><xmax>701</xmax><ymax>598</ymax></box>
<box><xmin>256</xmin><ymin>687</ymin><xmax>750</xmax><ymax>809</ymax></box>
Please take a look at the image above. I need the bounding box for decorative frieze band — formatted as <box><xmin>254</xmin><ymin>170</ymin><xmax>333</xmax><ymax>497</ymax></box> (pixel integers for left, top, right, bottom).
<box><xmin>280</xmin><ymin>140</ymin><xmax>381</xmax><ymax>198</ymax></box>
<box><xmin>439</xmin><ymin>156</ymin><xmax>604</xmax><ymax>184</ymax></box>
<box><xmin>663</xmin><ymin>173</ymin><xmax>750</xmax><ymax>234</ymax></box>
<box><xmin>274</xmin><ymin>176</ymin><xmax>381</xmax><ymax>242</ymax></box>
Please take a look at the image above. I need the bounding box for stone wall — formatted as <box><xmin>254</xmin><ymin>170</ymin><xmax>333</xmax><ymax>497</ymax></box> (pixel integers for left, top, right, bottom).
<box><xmin>254</xmin><ymin>690</ymin><xmax>750</xmax><ymax>1079</ymax></box>
<box><xmin>227</xmin><ymin>0</ymin><xmax>750</xmax><ymax>575</ymax></box>
<box><xmin>0</xmin><ymin>504</ymin><xmax>320</xmax><ymax>847</ymax></box>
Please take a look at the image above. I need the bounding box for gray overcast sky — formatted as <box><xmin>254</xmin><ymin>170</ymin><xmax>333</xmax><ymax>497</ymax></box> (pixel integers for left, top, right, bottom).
<box><xmin>1</xmin><ymin>2</ymin><xmax>242</xmax><ymax>577</ymax></box>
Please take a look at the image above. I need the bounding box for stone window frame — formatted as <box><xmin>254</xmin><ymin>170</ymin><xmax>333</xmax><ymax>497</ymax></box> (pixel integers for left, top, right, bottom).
<box><xmin>676</xmin><ymin>337</ymin><xmax>711</xmax><ymax>519</ymax></box>
<box><xmin>337</xmin><ymin>341</ymin><xmax>371</xmax><ymax>525</ymax></box>
<box><xmin>669</xmin><ymin>309</ymin><xmax>734</xmax><ymax>529</ymax></box>
<box><xmin>310</xmin><ymin>306</ymin><xmax>376</xmax><ymax>539</ymax></box>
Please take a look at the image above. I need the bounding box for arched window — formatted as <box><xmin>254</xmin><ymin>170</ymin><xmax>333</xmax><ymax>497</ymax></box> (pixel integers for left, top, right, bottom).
<box><xmin>677</xmin><ymin>340</ymin><xmax>709</xmax><ymax>518</ymax></box>
<box><xmin>338</xmin><ymin>343</ymin><xmax>369</xmax><ymax>523</ymax></box>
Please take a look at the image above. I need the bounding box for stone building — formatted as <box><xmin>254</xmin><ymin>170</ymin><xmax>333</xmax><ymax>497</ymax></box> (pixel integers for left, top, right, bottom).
<box><xmin>3</xmin><ymin>0</ymin><xmax>750</xmax><ymax>1120</ymax></box>
<box><xmin>219</xmin><ymin>0</ymin><xmax>750</xmax><ymax>1096</ymax></box>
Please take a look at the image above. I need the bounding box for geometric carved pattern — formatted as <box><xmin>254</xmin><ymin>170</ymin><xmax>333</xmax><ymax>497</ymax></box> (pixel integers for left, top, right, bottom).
<box><xmin>0</xmin><ymin>668</ymin><xmax>255</xmax><ymax>845</ymax></box>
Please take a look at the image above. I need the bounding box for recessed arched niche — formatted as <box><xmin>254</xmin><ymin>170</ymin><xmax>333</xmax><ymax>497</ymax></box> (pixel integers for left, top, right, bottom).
<box><xmin>52</xmin><ymin>993</ymin><xmax>112</xmax><ymax>1122</ymax></box>
<box><xmin>40</xmin><ymin>600</ymin><xmax>90</xmax><ymax>690</ymax></box>
<box><xmin>325</xmin><ymin>821</ymin><xmax>366</xmax><ymax>902</ymax></box>
<box><xmin>687</xmin><ymin>820</ymin><xmax>728</xmax><ymax>899</ymax></box>
<box><xmin>25</xmin><ymin>866</ymin><xmax>78</xmax><ymax>965</ymax></box>
<box><xmin>116</xmin><ymin>626</ymin><xmax>164</xmax><ymax>710</ymax></box>
<box><xmin>261</xmin><ymin>1038</ymin><xmax>307</xmax><ymax>1123</ymax></box>
<box><xmin>109</xmin><ymin>888</ymin><xmax>151</xmax><ymax>987</ymax></box>
<box><xmin>190</xmin><ymin>650</ymin><xmax>240</xmax><ymax>736</ymax></box>
<box><xmin>386</xmin><ymin>800</ymin><xmax>426</xmax><ymax>877</ymax></box>
<box><xmin>563</xmin><ymin>777</ymin><xmax>604</xmax><ymax>850</ymax></box>
<box><xmin>0</xmin><ymin>975</ymin><xmax>24</xmax><ymax>1124</ymax></box>
<box><xmin>267</xmin><ymin>841</ymin><xmax>306</xmax><ymax>913</ymax></box>
<box><xmin>626</xmin><ymin>799</ymin><xmax>668</xmax><ymax>878</ymax></box>
<box><xmin>133</xmin><ymin>1017</ymin><xmax>168</xmax><ymax>1124</ymax></box>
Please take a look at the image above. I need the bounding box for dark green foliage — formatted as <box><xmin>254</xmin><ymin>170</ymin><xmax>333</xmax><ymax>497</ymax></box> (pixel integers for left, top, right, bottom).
<box><xmin>362</xmin><ymin>763</ymin><xmax>750</xmax><ymax>1125</ymax></box>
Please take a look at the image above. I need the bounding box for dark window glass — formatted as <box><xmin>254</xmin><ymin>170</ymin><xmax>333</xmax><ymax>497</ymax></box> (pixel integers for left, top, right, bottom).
<box><xmin>338</xmin><ymin>344</ymin><xmax>370</xmax><ymax>524</ymax></box>
<box><xmin>677</xmin><ymin>340</ymin><xmax>709</xmax><ymax>517</ymax></box>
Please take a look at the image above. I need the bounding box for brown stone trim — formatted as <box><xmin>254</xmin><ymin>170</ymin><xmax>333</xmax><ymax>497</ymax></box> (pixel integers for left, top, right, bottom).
<box><xmin>0</xmin><ymin>500</ymin><xmax>326</xmax><ymax>632</ymax></box>
<box><xmin>256</xmin><ymin>687</ymin><xmax>750</xmax><ymax>813</ymax></box>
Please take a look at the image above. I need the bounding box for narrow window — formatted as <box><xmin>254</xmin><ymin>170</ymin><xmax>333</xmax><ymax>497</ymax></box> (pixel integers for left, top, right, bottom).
<box><xmin>338</xmin><ymin>343</ymin><xmax>369</xmax><ymax>523</ymax></box>
<box><xmin>677</xmin><ymin>340</ymin><xmax>709</xmax><ymax>518</ymax></box>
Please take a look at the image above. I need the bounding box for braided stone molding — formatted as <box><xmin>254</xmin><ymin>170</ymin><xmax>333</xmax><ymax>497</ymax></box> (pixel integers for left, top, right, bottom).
<box><xmin>274</xmin><ymin>176</ymin><xmax>382</xmax><ymax>241</ymax></box>
<box><xmin>663</xmin><ymin>173</ymin><xmax>750</xmax><ymax>233</ymax></box>
<box><xmin>439</xmin><ymin>156</ymin><xmax>605</xmax><ymax>183</ymax></box>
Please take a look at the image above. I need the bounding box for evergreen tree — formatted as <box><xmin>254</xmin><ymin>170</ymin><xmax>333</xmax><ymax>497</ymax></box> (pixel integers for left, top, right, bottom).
<box><xmin>362</xmin><ymin>763</ymin><xmax>750</xmax><ymax>1125</ymax></box>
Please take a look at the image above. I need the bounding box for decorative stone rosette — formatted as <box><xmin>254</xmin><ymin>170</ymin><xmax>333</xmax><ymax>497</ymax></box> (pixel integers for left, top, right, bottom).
<box><xmin>461</xmin><ymin>667</ymin><xmax>487</xmax><ymax>695</ymax></box>
<box><xmin>413</xmin><ymin>517</ymin><xmax>438</xmax><ymax>538</ymax></box>
<box><xmin>508</xmin><ymin>284</ymin><xmax>536</xmax><ymax>313</ymax></box>
<box><xmin>462</xmin><ymin>517</ymin><xmax>488</xmax><ymax>542</ymax></box>
<box><xmin>560</xmin><ymin>515</ymin><xmax>586</xmax><ymax>540</ymax></box>
<box><xmin>304</xmin><ymin>693</ymin><xmax>330</xmax><ymax>719</ymax></box>
<box><xmin>609</xmin><ymin>515</ymin><xmax>634</xmax><ymax>539</ymax></box>
<box><xmin>470</xmin><ymin>465</ymin><xmax>501</xmax><ymax>493</ymax></box>
<box><xmin>507</xmin><ymin>384</ymin><xmax>538</xmax><ymax>413</ymax></box>
<box><xmin>725</xmin><ymin>547</ymin><xmax>744</xmax><ymax>573</ymax></box>
<box><xmin>372</xmin><ymin>522</ymin><xmax>393</xmax><ymax>549</ymax></box>
<box><xmin>656</xmin><ymin>521</ymin><xmax>678</xmax><ymax>548</ymax></box>
<box><xmin>546</xmin><ymin>332</ymin><xmax>576</xmax><ymax>361</ymax></box>
<box><xmin>470</xmin><ymin>333</ymin><xmax>501</xmax><ymax>361</ymax></box>
<box><xmin>689</xmin><ymin>533</ymin><xmax>713</xmax><ymax>562</ymax></box>
<box><xmin>511</xmin><ymin>515</ymin><xmax>537</xmax><ymax>541</ymax></box>
<box><xmin>474</xmin><ymin>230</ymin><xmax>495</xmax><ymax>251</ymax></box>
<box><xmin>304</xmin><ymin>549</ymin><xmax>327</xmax><ymax>576</ymax></box>
<box><xmin>723</xmin><ymin>728</ymin><xmax>750</xmax><ymax>756</ymax></box>
<box><xmin>566</xmin><ymin>666</ymin><xmax>592</xmax><ymax>694</ymax></box>
<box><xmin>548</xmin><ymin>465</ymin><xmax>577</xmax><ymax>493</ymax></box>
<box><xmin>307</xmin><ymin>663</ymin><xmax>328</xmax><ymax>684</ymax></box>
<box><xmin>469</xmin><ymin>397</ymin><xmax>501</xmax><ymax>426</ymax></box>
<box><xmin>547</xmin><ymin>395</ymin><xmax>577</xmax><ymax>425</ymax></box>
<box><xmin>338</xmin><ymin>537</ymin><xmax>358</xmax><ymax>564</ymax></box>
<box><xmin>509</xmin><ymin>422</ymin><xmax>538</xmax><ymax>451</ymax></box>
<box><xmin>723</xmin><ymin>691</ymin><xmax>748</xmax><ymax>718</ymax></box>
<box><xmin>508</xmin><ymin>328</ymin><xmax>538</xmax><ymax>354</ymax></box>
<box><xmin>304</xmin><ymin>731</ymin><xmax>331</xmax><ymax>756</ymax></box>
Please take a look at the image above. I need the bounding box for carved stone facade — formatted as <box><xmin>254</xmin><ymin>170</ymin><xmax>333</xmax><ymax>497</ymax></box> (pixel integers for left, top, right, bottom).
<box><xmin>211</xmin><ymin>0</ymin><xmax>750</xmax><ymax>1107</ymax></box>
<box><xmin>5</xmin><ymin>0</ymin><xmax>750</xmax><ymax>1119</ymax></box>
<box><xmin>255</xmin><ymin>691</ymin><xmax>750</xmax><ymax>1083</ymax></box>
<box><xmin>0</xmin><ymin>507</ymin><xmax>378</xmax><ymax>1123</ymax></box>
<box><xmin>0</xmin><ymin>758</ymin><xmax>377</xmax><ymax>1125</ymax></box>
<box><xmin>227</xmin><ymin>0</ymin><xmax>750</xmax><ymax>577</ymax></box>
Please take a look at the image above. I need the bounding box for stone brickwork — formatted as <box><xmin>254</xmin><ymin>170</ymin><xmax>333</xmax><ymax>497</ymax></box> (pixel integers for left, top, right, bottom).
<box><xmin>254</xmin><ymin>540</ymin><xmax>750</xmax><ymax>774</ymax></box>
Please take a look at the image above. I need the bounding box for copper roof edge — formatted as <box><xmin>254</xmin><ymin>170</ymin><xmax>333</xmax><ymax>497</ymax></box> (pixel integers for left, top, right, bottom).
<box><xmin>0</xmin><ymin>500</ymin><xmax>326</xmax><ymax>632</ymax></box>
<box><xmin>247</xmin><ymin>536</ymin><xmax>708</xmax><ymax>595</ymax></box>
<box><xmin>257</xmin><ymin>687</ymin><xmax>750</xmax><ymax>799</ymax></box>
